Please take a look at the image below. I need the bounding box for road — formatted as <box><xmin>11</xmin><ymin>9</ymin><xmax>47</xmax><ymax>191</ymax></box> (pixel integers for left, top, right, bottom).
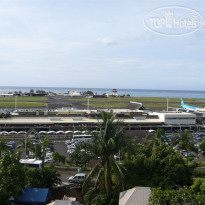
<box><xmin>53</xmin><ymin>141</ymin><xmax>90</xmax><ymax>184</ymax></box>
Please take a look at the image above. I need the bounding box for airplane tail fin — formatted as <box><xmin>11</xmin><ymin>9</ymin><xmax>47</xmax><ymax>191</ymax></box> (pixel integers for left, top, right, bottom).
<box><xmin>181</xmin><ymin>98</ymin><xmax>184</xmax><ymax>106</ymax></box>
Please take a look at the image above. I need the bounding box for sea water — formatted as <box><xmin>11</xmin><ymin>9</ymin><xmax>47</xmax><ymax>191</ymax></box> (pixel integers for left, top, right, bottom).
<box><xmin>0</xmin><ymin>86</ymin><xmax>204</xmax><ymax>98</ymax></box>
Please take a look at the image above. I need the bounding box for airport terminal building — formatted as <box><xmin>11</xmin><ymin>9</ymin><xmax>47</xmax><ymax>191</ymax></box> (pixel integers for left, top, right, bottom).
<box><xmin>0</xmin><ymin>107</ymin><xmax>200</xmax><ymax>133</ymax></box>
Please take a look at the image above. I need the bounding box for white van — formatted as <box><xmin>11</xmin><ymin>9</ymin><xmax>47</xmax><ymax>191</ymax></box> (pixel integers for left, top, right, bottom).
<box><xmin>68</xmin><ymin>173</ymin><xmax>86</xmax><ymax>184</ymax></box>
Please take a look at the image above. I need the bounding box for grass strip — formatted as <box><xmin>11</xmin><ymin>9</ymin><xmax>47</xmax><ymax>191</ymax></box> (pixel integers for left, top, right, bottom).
<box><xmin>81</xmin><ymin>102</ymin><xmax>202</xmax><ymax>108</ymax></box>
<box><xmin>0</xmin><ymin>102</ymin><xmax>47</xmax><ymax>108</ymax></box>
<box><xmin>0</xmin><ymin>97</ymin><xmax>48</xmax><ymax>101</ymax></box>
<box><xmin>68</xmin><ymin>97</ymin><xmax>205</xmax><ymax>103</ymax></box>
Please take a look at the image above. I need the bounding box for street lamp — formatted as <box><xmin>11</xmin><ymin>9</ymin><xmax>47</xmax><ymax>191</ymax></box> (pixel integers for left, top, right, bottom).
<box><xmin>25</xmin><ymin>132</ymin><xmax>27</xmax><ymax>158</ymax></box>
<box><xmin>167</xmin><ymin>98</ymin><xmax>169</xmax><ymax>112</ymax></box>
<box><xmin>178</xmin><ymin>124</ymin><xmax>181</xmax><ymax>132</ymax></box>
<box><xmin>33</xmin><ymin>141</ymin><xmax>38</xmax><ymax>160</ymax></box>
<box><xmin>86</xmin><ymin>94</ymin><xmax>92</xmax><ymax>110</ymax></box>
<box><xmin>15</xmin><ymin>96</ymin><xmax>17</xmax><ymax>111</ymax></box>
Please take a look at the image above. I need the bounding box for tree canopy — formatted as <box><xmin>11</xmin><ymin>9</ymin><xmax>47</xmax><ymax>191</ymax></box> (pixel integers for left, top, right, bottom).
<box><xmin>83</xmin><ymin>111</ymin><xmax>125</xmax><ymax>204</ymax></box>
<box><xmin>0</xmin><ymin>153</ymin><xmax>27</xmax><ymax>204</ymax></box>
<box><xmin>124</xmin><ymin>140</ymin><xmax>193</xmax><ymax>190</ymax></box>
<box><xmin>27</xmin><ymin>166</ymin><xmax>61</xmax><ymax>190</ymax></box>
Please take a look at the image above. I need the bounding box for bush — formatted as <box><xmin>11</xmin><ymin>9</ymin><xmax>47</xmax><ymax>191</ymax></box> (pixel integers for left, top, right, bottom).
<box><xmin>91</xmin><ymin>194</ymin><xmax>108</xmax><ymax>205</ymax></box>
<box><xmin>149</xmin><ymin>187</ymin><xmax>199</xmax><ymax>205</ymax></box>
<box><xmin>188</xmin><ymin>157</ymin><xmax>194</xmax><ymax>162</ymax></box>
<box><xmin>193</xmin><ymin>169</ymin><xmax>205</xmax><ymax>177</ymax></box>
<box><xmin>84</xmin><ymin>190</ymin><xmax>96</xmax><ymax>205</ymax></box>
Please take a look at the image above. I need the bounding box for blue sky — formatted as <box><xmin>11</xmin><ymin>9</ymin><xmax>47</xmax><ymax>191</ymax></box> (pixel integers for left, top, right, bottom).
<box><xmin>0</xmin><ymin>0</ymin><xmax>205</xmax><ymax>90</ymax></box>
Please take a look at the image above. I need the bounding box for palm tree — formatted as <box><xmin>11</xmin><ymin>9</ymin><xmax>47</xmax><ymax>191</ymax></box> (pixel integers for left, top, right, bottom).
<box><xmin>82</xmin><ymin>111</ymin><xmax>125</xmax><ymax>197</ymax></box>
<box><xmin>121</xmin><ymin>138</ymin><xmax>137</xmax><ymax>160</ymax></box>
<box><xmin>0</xmin><ymin>137</ymin><xmax>7</xmax><ymax>157</ymax></box>
<box><xmin>146</xmin><ymin>128</ymin><xmax>166</xmax><ymax>147</ymax></box>
<box><xmin>179</xmin><ymin>130</ymin><xmax>196</xmax><ymax>165</ymax></box>
<box><xmin>17</xmin><ymin>137</ymin><xmax>34</xmax><ymax>158</ymax></box>
<box><xmin>27</xmin><ymin>166</ymin><xmax>61</xmax><ymax>190</ymax></box>
<box><xmin>37</xmin><ymin>136</ymin><xmax>54</xmax><ymax>168</ymax></box>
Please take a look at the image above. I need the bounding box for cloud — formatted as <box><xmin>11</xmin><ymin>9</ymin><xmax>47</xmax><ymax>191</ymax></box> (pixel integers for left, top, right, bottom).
<box><xmin>96</xmin><ymin>37</ymin><xmax>117</xmax><ymax>46</ymax></box>
<box><xmin>107</xmin><ymin>59</ymin><xmax>143</xmax><ymax>68</ymax></box>
<box><xmin>160</xmin><ymin>63</ymin><xmax>183</xmax><ymax>67</ymax></box>
<box><xmin>113</xmin><ymin>59</ymin><xmax>143</xmax><ymax>64</ymax></box>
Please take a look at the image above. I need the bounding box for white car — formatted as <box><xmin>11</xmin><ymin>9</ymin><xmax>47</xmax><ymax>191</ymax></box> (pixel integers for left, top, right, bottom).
<box><xmin>68</xmin><ymin>173</ymin><xmax>86</xmax><ymax>184</ymax></box>
<box><xmin>67</xmin><ymin>144</ymin><xmax>75</xmax><ymax>149</ymax></box>
<box><xmin>146</xmin><ymin>129</ymin><xmax>156</xmax><ymax>133</ymax></box>
<box><xmin>45</xmin><ymin>158</ymin><xmax>53</xmax><ymax>163</ymax></box>
<box><xmin>114</xmin><ymin>154</ymin><xmax>120</xmax><ymax>161</ymax></box>
<box><xmin>8</xmin><ymin>141</ymin><xmax>15</xmax><ymax>145</ymax></box>
<box><xmin>67</xmin><ymin>149</ymin><xmax>75</xmax><ymax>154</ymax></box>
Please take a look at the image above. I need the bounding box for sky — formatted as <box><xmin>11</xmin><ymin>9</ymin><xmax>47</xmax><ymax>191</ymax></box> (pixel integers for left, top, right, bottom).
<box><xmin>0</xmin><ymin>0</ymin><xmax>205</xmax><ymax>90</ymax></box>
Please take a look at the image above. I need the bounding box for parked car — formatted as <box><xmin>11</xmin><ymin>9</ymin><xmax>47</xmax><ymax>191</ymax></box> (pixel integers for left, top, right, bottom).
<box><xmin>184</xmin><ymin>152</ymin><xmax>197</xmax><ymax>157</ymax></box>
<box><xmin>68</xmin><ymin>173</ymin><xmax>86</xmax><ymax>184</ymax></box>
<box><xmin>67</xmin><ymin>144</ymin><xmax>75</xmax><ymax>148</ymax></box>
<box><xmin>8</xmin><ymin>141</ymin><xmax>15</xmax><ymax>145</ymax></box>
<box><xmin>6</xmin><ymin>144</ymin><xmax>14</xmax><ymax>149</ymax></box>
<box><xmin>146</xmin><ymin>129</ymin><xmax>156</xmax><ymax>133</ymax></box>
<box><xmin>114</xmin><ymin>154</ymin><xmax>120</xmax><ymax>161</ymax></box>
<box><xmin>180</xmin><ymin>150</ymin><xmax>187</xmax><ymax>156</ymax></box>
<box><xmin>67</xmin><ymin>149</ymin><xmax>75</xmax><ymax>154</ymax></box>
<box><xmin>173</xmin><ymin>144</ymin><xmax>181</xmax><ymax>150</ymax></box>
<box><xmin>45</xmin><ymin>158</ymin><xmax>53</xmax><ymax>163</ymax></box>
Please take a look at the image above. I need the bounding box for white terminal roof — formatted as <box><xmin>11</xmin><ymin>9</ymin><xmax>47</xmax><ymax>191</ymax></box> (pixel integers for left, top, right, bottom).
<box><xmin>154</xmin><ymin>112</ymin><xmax>196</xmax><ymax>115</ymax></box>
<box><xmin>0</xmin><ymin>117</ymin><xmax>163</xmax><ymax>124</ymax></box>
<box><xmin>153</xmin><ymin>112</ymin><xmax>196</xmax><ymax>118</ymax></box>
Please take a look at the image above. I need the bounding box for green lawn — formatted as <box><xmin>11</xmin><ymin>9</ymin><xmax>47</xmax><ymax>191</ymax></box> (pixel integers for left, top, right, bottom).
<box><xmin>68</xmin><ymin>97</ymin><xmax>205</xmax><ymax>103</ymax></box>
<box><xmin>70</xmin><ymin>97</ymin><xmax>205</xmax><ymax>109</ymax></box>
<box><xmin>0</xmin><ymin>97</ymin><xmax>48</xmax><ymax>101</ymax></box>
<box><xmin>0</xmin><ymin>102</ymin><xmax>47</xmax><ymax>107</ymax></box>
<box><xmin>82</xmin><ymin>102</ymin><xmax>183</xmax><ymax>108</ymax></box>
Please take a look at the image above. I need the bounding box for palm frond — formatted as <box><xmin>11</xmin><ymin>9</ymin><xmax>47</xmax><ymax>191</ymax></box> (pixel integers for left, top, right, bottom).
<box><xmin>108</xmin><ymin>138</ymin><xmax>115</xmax><ymax>151</ymax></box>
<box><xmin>94</xmin><ymin>168</ymin><xmax>104</xmax><ymax>190</ymax></box>
<box><xmin>82</xmin><ymin>162</ymin><xmax>100</xmax><ymax>193</ymax></box>
<box><xmin>110</xmin><ymin>157</ymin><xmax>124</xmax><ymax>190</ymax></box>
<box><xmin>105</xmin><ymin>161</ymin><xmax>111</xmax><ymax>196</ymax></box>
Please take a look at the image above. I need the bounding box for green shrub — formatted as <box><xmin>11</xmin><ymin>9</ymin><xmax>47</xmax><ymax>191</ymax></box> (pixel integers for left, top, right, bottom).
<box><xmin>193</xmin><ymin>169</ymin><xmax>205</xmax><ymax>177</ymax></box>
<box><xmin>188</xmin><ymin>157</ymin><xmax>194</xmax><ymax>162</ymax></box>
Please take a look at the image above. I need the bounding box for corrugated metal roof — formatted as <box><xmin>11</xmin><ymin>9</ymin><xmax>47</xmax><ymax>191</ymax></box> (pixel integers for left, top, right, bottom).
<box><xmin>47</xmin><ymin>200</ymin><xmax>80</xmax><ymax>205</ymax></box>
<box><xmin>119</xmin><ymin>187</ymin><xmax>151</xmax><ymax>205</ymax></box>
<box><xmin>14</xmin><ymin>188</ymin><xmax>51</xmax><ymax>203</ymax></box>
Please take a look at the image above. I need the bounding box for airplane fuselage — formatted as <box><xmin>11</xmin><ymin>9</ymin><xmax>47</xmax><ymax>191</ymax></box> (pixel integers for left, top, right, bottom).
<box><xmin>181</xmin><ymin>98</ymin><xmax>205</xmax><ymax>113</ymax></box>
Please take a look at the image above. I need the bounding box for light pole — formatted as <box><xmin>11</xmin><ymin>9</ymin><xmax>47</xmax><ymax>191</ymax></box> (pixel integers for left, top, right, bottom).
<box><xmin>25</xmin><ymin>126</ymin><xmax>27</xmax><ymax>158</ymax></box>
<box><xmin>15</xmin><ymin>96</ymin><xmax>17</xmax><ymax>111</ymax></box>
<box><xmin>33</xmin><ymin>141</ymin><xmax>38</xmax><ymax>160</ymax></box>
<box><xmin>179</xmin><ymin>124</ymin><xmax>181</xmax><ymax>132</ymax></box>
<box><xmin>167</xmin><ymin>98</ymin><xmax>169</xmax><ymax>112</ymax></box>
<box><xmin>87</xmin><ymin>95</ymin><xmax>90</xmax><ymax>110</ymax></box>
<box><xmin>25</xmin><ymin>132</ymin><xmax>27</xmax><ymax>158</ymax></box>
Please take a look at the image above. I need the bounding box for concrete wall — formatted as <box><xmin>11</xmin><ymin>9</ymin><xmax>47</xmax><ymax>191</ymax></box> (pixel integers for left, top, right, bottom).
<box><xmin>157</xmin><ymin>113</ymin><xmax>196</xmax><ymax>125</ymax></box>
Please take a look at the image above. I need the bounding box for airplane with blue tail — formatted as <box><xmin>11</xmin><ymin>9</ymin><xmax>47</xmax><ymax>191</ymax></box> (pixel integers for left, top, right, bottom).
<box><xmin>181</xmin><ymin>98</ymin><xmax>205</xmax><ymax>112</ymax></box>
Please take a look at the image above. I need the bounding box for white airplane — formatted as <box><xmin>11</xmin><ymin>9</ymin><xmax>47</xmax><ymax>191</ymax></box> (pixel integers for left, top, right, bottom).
<box><xmin>181</xmin><ymin>98</ymin><xmax>205</xmax><ymax>113</ymax></box>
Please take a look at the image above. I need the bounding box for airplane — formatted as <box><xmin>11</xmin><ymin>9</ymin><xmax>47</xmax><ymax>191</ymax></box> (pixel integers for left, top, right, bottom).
<box><xmin>181</xmin><ymin>98</ymin><xmax>205</xmax><ymax>113</ymax></box>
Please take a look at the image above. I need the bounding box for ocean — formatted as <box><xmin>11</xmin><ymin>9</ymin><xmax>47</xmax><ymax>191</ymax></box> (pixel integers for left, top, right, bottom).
<box><xmin>0</xmin><ymin>86</ymin><xmax>205</xmax><ymax>99</ymax></box>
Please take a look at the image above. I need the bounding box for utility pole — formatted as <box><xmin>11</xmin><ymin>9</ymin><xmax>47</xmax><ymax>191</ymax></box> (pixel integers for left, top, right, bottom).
<box><xmin>87</xmin><ymin>95</ymin><xmax>91</xmax><ymax>110</ymax></box>
<box><xmin>15</xmin><ymin>96</ymin><xmax>17</xmax><ymax>111</ymax></box>
<box><xmin>167</xmin><ymin>98</ymin><xmax>169</xmax><ymax>112</ymax></box>
<box><xmin>87</xmin><ymin>95</ymin><xmax>89</xmax><ymax>110</ymax></box>
<box><xmin>25</xmin><ymin>133</ymin><xmax>27</xmax><ymax>158</ymax></box>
